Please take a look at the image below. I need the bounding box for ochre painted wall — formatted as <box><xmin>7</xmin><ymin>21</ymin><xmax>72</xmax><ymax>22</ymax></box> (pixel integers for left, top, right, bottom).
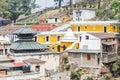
<box><xmin>36</xmin><ymin>23</ymin><xmax>120</xmax><ymax>52</ymax></box>
<box><xmin>37</xmin><ymin>35</ymin><xmax>46</xmax><ymax>44</ymax></box>
<box><xmin>70</xmin><ymin>24</ymin><xmax>120</xmax><ymax>33</ymax></box>
<box><xmin>49</xmin><ymin>35</ymin><xmax>57</xmax><ymax>44</ymax></box>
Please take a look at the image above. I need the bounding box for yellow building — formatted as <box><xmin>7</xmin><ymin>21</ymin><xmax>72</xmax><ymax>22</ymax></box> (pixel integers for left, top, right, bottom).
<box><xmin>36</xmin><ymin>21</ymin><xmax>120</xmax><ymax>52</ymax></box>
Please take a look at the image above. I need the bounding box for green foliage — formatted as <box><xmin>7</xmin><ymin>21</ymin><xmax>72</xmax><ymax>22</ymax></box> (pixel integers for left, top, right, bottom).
<box><xmin>103</xmin><ymin>73</ymin><xmax>113</xmax><ymax>80</ymax></box>
<box><xmin>70</xmin><ymin>70</ymin><xmax>81</xmax><ymax>80</ymax></box>
<box><xmin>110</xmin><ymin>0</ymin><xmax>120</xmax><ymax>20</ymax></box>
<box><xmin>96</xmin><ymin>0</ymin><xmax>120</xmax><ymax>20</ymax></box>
<box><xmin>62</xmin><ymin>55</ymin><xmax>69</xmax><ymax>64</ymax></box>
<box><xmin>86</xmin><ymin>76</ymin><xmax>93</xmax><ymax>80</ymax></box>
<box><xmin>65</xmin><ymin>64</ymin><xmax>70</xmax><ymax>71</ymax></box>
<box><xmin>70</xmin><ymin>71</ymin><xmax>79</xmax><ymax>80</ymax></box>
<box><xmin>112</xmin><ymin>56</ymin><xmax>120</xmax><ymax>76</ymax></box>
<box><xmin>112</xmin><ymin>63</ymin><xmax>119</xmax><ymax>71</ymax></box>
<box><xmin>96</xmin><ymin>9</ymin><xmax>103</xmax><ymax>17</ymax></box>
<box><xmin>14</xmin><ymin>21</ymin><xmax>39</xmax><ymax>25</ymax></box>
<box><xmin>0</xmin><ymin>0</ymin><xmax>38</xmax><ymax>22</ymax></box>
<box><xmin>116</xmin><ymin>56</ymin><xmax>120</xmax><ymax>66</ymax></box>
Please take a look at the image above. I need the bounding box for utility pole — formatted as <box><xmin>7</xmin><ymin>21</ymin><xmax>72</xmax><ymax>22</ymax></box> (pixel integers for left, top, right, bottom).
<box><xmin>45</xmin><ymin>0</ymin><xmax>47</xmax><ymax>23</ymax></box>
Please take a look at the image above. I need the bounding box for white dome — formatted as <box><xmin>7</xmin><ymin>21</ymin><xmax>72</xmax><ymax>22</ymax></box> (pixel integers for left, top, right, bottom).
<box><xmin>61</xmin><ymin>28</ymin><xmax>77</xmax><ymax>42</ymax></box>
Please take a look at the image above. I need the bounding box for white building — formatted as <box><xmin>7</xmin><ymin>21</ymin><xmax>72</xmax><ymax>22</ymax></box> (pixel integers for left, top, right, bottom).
<box><xmin>73</xmin><ymin>9</ymin><xmax>95</xmax><ymax>21</ymax></box>
<box><xmin>68</xmin><ymin>32</ymin><xmax>117</xmax><ymax>74</ymax></box>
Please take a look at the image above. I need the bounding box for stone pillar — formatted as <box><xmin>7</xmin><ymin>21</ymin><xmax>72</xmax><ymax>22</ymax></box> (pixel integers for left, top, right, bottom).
<box><xmin>2</xmin><ymin>45</ymin><xmax>5</xmax><ymax>55</ymax></box>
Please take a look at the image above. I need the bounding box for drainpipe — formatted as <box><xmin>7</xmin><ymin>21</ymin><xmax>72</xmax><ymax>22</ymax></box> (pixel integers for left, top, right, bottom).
<box><xmin>100</xmin><ymin>40</ymin><xmax>103</xmax><ymax>70</ymax></box>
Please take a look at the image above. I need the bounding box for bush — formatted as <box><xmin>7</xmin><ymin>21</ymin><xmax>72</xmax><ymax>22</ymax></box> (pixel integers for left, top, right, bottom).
<box><xmin>86</xmin><ymin>76</ymin><xmax>93</xmax><ymax>80</ymax></box>
<box><xmin>70</xmin><ymin>71</ymin><xmax>79</xmax><ymax>80</ymax></box>
<box><xmin>14</xmin><ymin>21</ymin><xmax>39</xmax><ymax>25</ymax></box>
<box><xmin>65</xmin><ymin>64</ymin><xmax>70</xmax><ymax>71</ymax></box>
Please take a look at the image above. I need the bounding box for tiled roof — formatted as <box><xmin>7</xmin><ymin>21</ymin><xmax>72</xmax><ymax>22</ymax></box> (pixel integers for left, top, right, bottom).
<box><xmin>0</xmin><ymin>62</ymin><xmax>24</xmax><ymax>68</ymax></box>
<box><xmin>13</xmin><ymin>62</ymin><xmax>24</xmax><ymax>67</ymax></box>
<box><xmin>23</xmin><ymin>58</ymin><xmax>45</xmax><ymax>64</ymax></box>
<box><xmin>10</xmin><ymin>40</ymin><xmax>49</xmax><ymax>50</ymax></box>
<box><xmin>89</xmin><ymin>33</ymin><xmax>116</xmax><ymax>39</ymax></box>
<box><xmin>30</xmin><ymin>24</ymin><xmax>57</xmax><ymax>31</ymax></box>
<box><xmin>0</xmin><ymin>26</ymin><xmax>20</xmax><ymax>35</ymax></box>
<box><xmin>13</xmin><ymin>27</ymin><xmax>37</xmax><ymax>35</ymax></box>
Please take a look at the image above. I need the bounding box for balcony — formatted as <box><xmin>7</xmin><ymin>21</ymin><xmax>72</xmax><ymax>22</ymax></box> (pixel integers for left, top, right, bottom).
<box><xmin>102</xmin><ymin>53</ymin><xmax>117</xmax><ymax>63</ymax></box>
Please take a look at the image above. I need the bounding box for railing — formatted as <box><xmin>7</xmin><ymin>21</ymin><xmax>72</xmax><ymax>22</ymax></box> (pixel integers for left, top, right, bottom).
<box><xmin>102</xmin><ymin>53</ymin><xmax>116</xmax><ymax>63</ymax></box>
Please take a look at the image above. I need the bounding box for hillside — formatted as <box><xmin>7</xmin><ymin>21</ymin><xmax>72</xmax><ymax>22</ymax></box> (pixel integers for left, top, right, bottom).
<box><xmin>15</xmin><ymin>0</ymin><xmax>119</xmax><ymax>25</ymax></box>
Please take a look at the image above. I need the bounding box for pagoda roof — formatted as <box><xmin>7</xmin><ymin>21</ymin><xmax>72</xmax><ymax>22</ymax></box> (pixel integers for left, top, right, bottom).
<box><xmin>10</xmin><ymin>40</ymin><xmax>49</xmax><ymax>51</ymax></box>
<box><xmin>12</xmin><ymin>27</ymin><xmax>37</xmax><ymax>35</ymax></box>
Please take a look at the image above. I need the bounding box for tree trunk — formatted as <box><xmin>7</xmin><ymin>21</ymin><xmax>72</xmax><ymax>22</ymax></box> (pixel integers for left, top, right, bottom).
<box><xmin>98</xmin><ymin>0</ymin><xmax>101</xmax><ymax>9</ymax></box>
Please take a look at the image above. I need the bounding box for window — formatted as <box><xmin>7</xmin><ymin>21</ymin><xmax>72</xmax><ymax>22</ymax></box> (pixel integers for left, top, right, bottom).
<box><xmin>84</xmin><ymin>26</ymin><xmax>87</xmax><ymax>30</ymax></box>
<box><xmin>57</xmin><ymin>36</ymin><xmax>60</xmax><ymax>41</ymax></box>
<box><xmin>104</xmin><ymin>26</ymin><xmax>106</xmax><ymax>32</ymax></box>
<box><xmin>35</xmin><ymin>65</ymin><xmax>40</xmax><ymax>72</ymax></box>
<box><xmin>86</xmin><ymin>36</ymin><xmax>89</xmax><ymax>40</ymax></box>
<box><xmin>76</xmin><ymin>11</ymin><xmax>81</xmax><ymax>17</ymax></box>
<box><xmin>113</xmin><ymin>38</ymin><xmax>115</xmax><ymax>41</ymax></box>
<box><xmin>57</xmin><ymin>45</ymin><xmax>60</xmax><ymax>52</ymax></box>
<box><xmin>55</xmin><ymin>18</ymin><xmax>57</xmax><ymax>22</ymax></box>
<box><xmin>87</xmin><ymin>54</ymin><xmax>91</xmax><ymax>60</ymax></box>
<box><xmin>46</xmin><ymin>36</ymin><xmax>49</xmax><ymax>42</ymax></box>
<box><xmin>113</xmin><ymin>25</ymin><xmax>116</xmax><ymax>30</ymax></box>
<box><xmin>63</xmin><ymin>45</ymin><xmax>66</xmax><ymax>50</ymax></box>
<box><xmin>82</xmin><ymin>45</ymin><xmax>88</xmax><ymax>49</ymax></box>
<box><xmin>79</xmin><ymin>36</ymin><xmax>81</xmax><ymax>42</ymax></box>
<box><xmin>78</xmin><ymin>26</ymin><xmax>80</xmax><ymax>31</ymax></box>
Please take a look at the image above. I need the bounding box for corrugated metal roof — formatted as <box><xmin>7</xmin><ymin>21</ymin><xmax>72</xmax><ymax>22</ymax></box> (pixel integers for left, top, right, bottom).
<box><xmin>10</xmin><ymin>40</ymin><xmax>49</xmax><ymax>50</ymax></box>
<box><xmin>0</xmin><ymin>63</ymin><xmax>14</xmax><ymax>67</ymax></box>
<box><xmin>23</xmin><ymin>58</ymin><xmax>45</xmax><ymax>64</ymax></box>
<box><xmin>89</xmin><ymin>33</ymin><xmax>116</xmax><ymax>39</ymax></box>
<box><xmin>12</xmin><ymin>27</ymin><xmax>37</xmax><ymax>35</ymax></box>
<box><xmin>0</xmin><ymin>56</ymin><xmax>14</xmax><ymax>62</ymax></box>
<box><xmin>68</xmin><ymin>49</ymin><xmax>101</xmax><ymax>53</ymax></box>
<box><xmin>0</xmin><ymin>65</ymin><xmax>9</xmax><ymax>70</ymax></box>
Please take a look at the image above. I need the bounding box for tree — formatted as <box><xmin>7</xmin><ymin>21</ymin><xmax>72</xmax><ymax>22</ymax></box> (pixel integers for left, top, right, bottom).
<box><xmin>110</xmin><ymin>0</ymin><xmax>120</xmax><ymax>20</ymax></box>
<box><xmin>70</xmin><ymin>69</ymin><xmax>82</xmax><ymax>80</ymax></box>
<box><xmin>112</xmin><ymin>56</ymin><xmax>120</xmax><ymax>77</ymax></box>
<box><xmin>0</xmin><ymin>0</ymin><xmax>38</xmax><ymax>22</ymax></box>
<box><xmin>88</xmin><ymin>0</ymin><xmax>95</xmax><ymax>8</ymax></box>
<box><xmin>82</xmin><ymin>0</ymin><xmax>87</xmax><ymax>8</ymax></box>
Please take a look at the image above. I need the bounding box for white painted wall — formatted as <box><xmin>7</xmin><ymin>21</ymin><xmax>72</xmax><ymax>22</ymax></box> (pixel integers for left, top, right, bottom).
<box><xmin>73</xmin><ymin>9</ymin><xmax>95</xmax><ymax>21</ymax></box>
<box><xmin>47</xmin><ymin>18</ymin><xmax>61</xmax><ymax>23</ymax></box>
<box><xmin>79</xmin><ymin>33</ymin><xmax>101</xmax><ymax>50</ymax></box>
<box><xmin>13</xmin><ymin>53</ymin><xmax>59</xmax><ymax>77</ymax></box>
